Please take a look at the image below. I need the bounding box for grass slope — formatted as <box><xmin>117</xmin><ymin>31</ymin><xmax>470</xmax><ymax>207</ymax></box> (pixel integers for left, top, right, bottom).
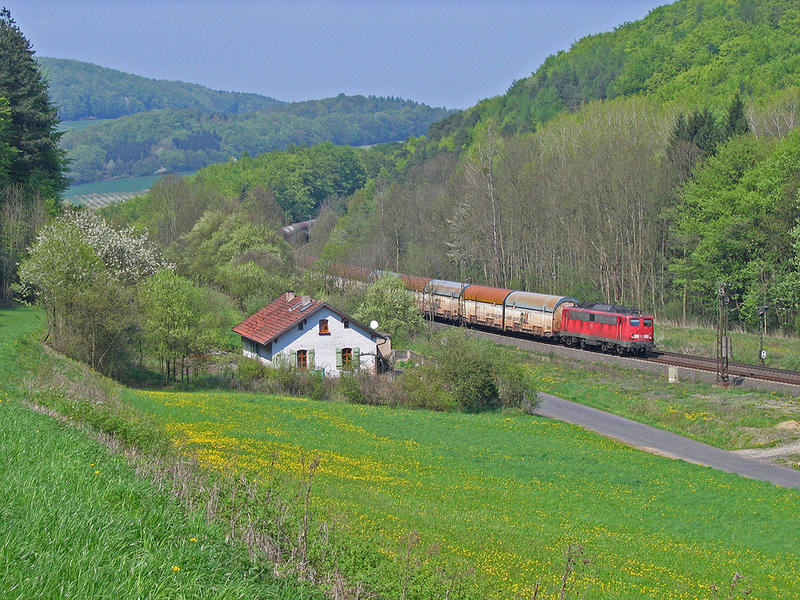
<box><xmin>123</xmin><ymin>387</ymin><xmax>800</xmax><ymax>599</ymax></box>
<box><xmin>0</xmin><ymin>306</ymin><xmax>310</xmax><ymax>600</ymax></box>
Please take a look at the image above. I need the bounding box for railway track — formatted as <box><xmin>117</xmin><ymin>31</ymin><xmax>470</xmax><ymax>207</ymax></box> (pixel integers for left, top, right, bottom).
<box><xmin>647</xmin><ymin>351</ymin><xmax>800</xmax><ymax>387</ymax></box>
<box><xmin>434</xmin><ymin>320</ymin><xmax>800</xmax><ymax>389</ymax></box>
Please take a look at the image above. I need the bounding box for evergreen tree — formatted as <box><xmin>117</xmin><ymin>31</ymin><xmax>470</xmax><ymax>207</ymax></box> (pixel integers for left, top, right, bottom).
<box><xmin>724</xmin><ymin>91</ymin><xmax>750</xmax><ymax>138</ymax></box>
<box><xmin>0</xmin><ymin>7</ymin><xmax>67</xmax><ymax>203</ymax></box>
<box><xmin>0</xmin><ymin>96</ymin><xmax>14</xmax><ymax>185</ymax></box>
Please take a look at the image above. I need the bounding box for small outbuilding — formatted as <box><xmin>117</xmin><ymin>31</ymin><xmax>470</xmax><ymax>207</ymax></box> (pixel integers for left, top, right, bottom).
<box><xmin>233</xmin><ymin>291</ymin><xmax>390</xmax><ymax>377</ymax></box>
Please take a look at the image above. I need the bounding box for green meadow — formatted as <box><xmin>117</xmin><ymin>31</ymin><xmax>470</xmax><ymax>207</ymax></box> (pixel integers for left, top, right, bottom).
<box><xmin>4</xmin><ymin>304</ymin><xmax>800</xmax><ymax>598</ymax></box>
<box><xmin>122</xmin><ymin>388</ymin><xmax>800</xmax><ymax>599</ymax></box>
<box><xmin>0</xmin><ymin>307</ymin><xmax>313</xmax><ymax>600</ymax></box>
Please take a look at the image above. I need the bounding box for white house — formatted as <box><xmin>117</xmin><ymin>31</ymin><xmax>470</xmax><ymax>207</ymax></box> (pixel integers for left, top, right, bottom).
<box><xmin>233</xmin><ymin>291</ymin><xmax>390</xmax><ymax>377</ymax></box>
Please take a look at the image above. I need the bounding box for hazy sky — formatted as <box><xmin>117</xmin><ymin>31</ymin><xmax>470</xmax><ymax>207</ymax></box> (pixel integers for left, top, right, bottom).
<box><xmin>11</xmin><ymin>1</ymin><xmax>667</xmax><ymax>109</ymax></box>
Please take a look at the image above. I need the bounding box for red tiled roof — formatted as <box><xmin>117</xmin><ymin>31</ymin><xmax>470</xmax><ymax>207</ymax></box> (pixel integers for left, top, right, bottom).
<box><xmin>233</xmin><ymin>293</ymin><xmax>324</xmax><ymax>344</ymax></box>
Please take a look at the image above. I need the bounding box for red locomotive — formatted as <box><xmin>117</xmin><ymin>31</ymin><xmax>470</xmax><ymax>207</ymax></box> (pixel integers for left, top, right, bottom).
<box><xmin>561</xmin><ymin>304</ymin><xmax>654</xmax><ymax>355</ymax></box>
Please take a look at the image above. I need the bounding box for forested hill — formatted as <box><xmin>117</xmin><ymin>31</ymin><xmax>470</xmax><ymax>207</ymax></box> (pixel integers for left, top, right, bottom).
<box><xmin>63</xmin><ymin>98</ymin><xmax>449</xmax><ymax>184</ymax></box>
<box><xmin>40</xmin><ymin>58</ymin><xmax>451</xmax><ymax>184</ymax></box>
<box><xmin>38</xmin><ymin>57</ymin><xmax>283</xmax><ymax>120</ymax></box>
<box><xmin>429</xmin><ymin>0</ymin><xmax>800</xmax><ymax>143</ymax></box>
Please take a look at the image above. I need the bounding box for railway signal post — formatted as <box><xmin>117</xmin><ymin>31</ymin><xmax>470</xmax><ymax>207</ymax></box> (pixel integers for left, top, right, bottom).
<box><xmin>758</xmin><ymin>304</ymin><xmax>768</xmax><ymax>365</ymax></box>
<box><xmin>716</xmin><ymin>283</ymin><xmax>730</xmax><ymax>383</ymax></box>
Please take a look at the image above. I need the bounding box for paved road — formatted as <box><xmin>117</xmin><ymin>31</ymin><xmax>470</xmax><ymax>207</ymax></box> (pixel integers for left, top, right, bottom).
<box><xmin>535</xmin><ymin>392</ymin><xmax>800</xmax><ymax>490</ymax></box>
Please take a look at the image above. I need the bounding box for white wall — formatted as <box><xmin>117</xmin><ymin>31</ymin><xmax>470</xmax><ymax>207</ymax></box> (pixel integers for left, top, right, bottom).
<box><xmin>244</xmin><ymin>307</ymin><xmax>378</xmax><ymax>377</ymax></box>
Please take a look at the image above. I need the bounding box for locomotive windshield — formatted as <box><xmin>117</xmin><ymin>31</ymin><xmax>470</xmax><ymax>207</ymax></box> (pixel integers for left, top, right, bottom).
<box><xmin>630</xmin><ymin>318</ymin><xmax>640</xmax><ymax>326</ymax></box>
<box><xmin>643</xmin><ymin>318</ymin><xmax>652</xmax><ymax>327</ymax></box>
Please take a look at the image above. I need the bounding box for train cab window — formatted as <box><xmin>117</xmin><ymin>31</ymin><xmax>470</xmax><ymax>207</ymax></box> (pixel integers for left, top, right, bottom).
<box><xmin>630</xmin><ymin>318</ymin><xmax>640</xmax><ymax>327</ymax></box>
<box><xmin>589</xmin><ymin>314</ymin><xmax>596</xmax><ymax>322</ymax></box>
<box><xmin>643</xmin><ymin>318</ymin><xmax>652</xmax><ymax>327</ymax></box>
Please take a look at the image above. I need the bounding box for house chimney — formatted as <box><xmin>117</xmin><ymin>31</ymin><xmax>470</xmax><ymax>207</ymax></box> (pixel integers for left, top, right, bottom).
<box><xmin>301</xmin><ymin>294</ymin><xmax>311</xmax><ymax>306</ymax></box>
<box><xmin>285</xmin><ymin>290</ymin><xmax>295</xmax><ymax>302</ymax></box>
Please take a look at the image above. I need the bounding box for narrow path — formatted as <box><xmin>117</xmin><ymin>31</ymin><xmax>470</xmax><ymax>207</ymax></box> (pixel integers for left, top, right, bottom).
<box><xmin>535</xmin><ymin>392</ymin><xmax>800</xmax><ymax>490</ymax></box>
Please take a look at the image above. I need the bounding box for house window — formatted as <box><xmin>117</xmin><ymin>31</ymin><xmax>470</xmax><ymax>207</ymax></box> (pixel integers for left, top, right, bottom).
<box><xmin>319</xmin><ymin>319</ymin><xmax>330</xmax><ymax>335</ymax></box>
<box><xmin>343</xmin><ymin>319</ymin><xmax>350</xmax><ymax>329</ymax></box>
<box><xmin>296</xmin><ymin>349</ymin><xmax>308</xmax><ymax>369</ymax></box>
<box><xmin>341</xmin><ymin>347</ymin><xmax>353</xmax><ymax>368</ymax></box>
<box><xmin>298</xmin><ymin>320</ymin><xmax>304</xmax><ymax>331</ymax></box>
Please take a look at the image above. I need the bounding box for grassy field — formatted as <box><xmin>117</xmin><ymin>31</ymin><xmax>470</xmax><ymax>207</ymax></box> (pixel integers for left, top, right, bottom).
<box><xmin>6</xmin><ymin>305</ymin><xmax>800</xmax><ymax>598</ymax></box>
<box><xmin>122</xmin><ymin>386</ymin><xmax>800</xmax><ymax>599</ymax></box>
<box><xmin>66</xmin><ymin>174</ymin><xmax>162</xmax><ymax>198</ymax></box>
<box><xmin>0</xmin><ymin>306</ymin><xmax>314</xmax><ymax>600</ymax></box>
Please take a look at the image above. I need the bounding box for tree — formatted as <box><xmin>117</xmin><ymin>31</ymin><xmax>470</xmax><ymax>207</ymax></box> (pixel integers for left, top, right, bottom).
<box><xmin>0</xmin><ymin>96</ymin><xmax>14</xmax><ymax>186</ymax></box>
<box><xmin>724</xmin><ymin>91</ymin><xmax>750</xmax><ymax>138</ymax></box>
<box><xmin>354</xmin><ymin>275</ymin><xmax>423</xmax><ymax>338</ymax></box>
<box><xmin>16</xmin><ymin>210</ymin><xmax>169</xmax><ymax>374</ymax></box>
<box><xmin>0</xmin><ymin>8</ymin><xmax>68</xmax><ymax>202</ymax></box>
<box><xmin>139</xmin><ymin>270</ymin><xmax>218</xmax><ymax>382</ymax></box>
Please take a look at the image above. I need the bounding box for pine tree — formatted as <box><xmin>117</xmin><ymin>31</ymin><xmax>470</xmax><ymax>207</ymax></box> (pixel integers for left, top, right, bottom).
<box><xmin>724</xmin><ymin>91</ymin><xmax>750</xmax><ymax>138</ymax></box>
<box><xmin>0</xmin><ymin>7</ymin><xmax>67</xmax><ymax>203</ymax></box>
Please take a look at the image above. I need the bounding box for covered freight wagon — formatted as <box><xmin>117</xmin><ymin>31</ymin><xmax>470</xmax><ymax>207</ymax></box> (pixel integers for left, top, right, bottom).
<box><xmin>462</xmin><ymin>285</ymin><xmax>511</xmax><ymax>328</ymax></box>
<box><xmin>503</xmin><ymin>291</ymin><xmax>577</xmax><ymax>337</ymax></box>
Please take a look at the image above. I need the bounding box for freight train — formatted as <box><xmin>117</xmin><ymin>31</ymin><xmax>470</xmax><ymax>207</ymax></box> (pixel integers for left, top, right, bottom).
<box><xmin>399</xmin><ymin>275</ymin><xmax>654</xmax><ymax>355</ymax></box>
<box><xmin>325</xmin><ymin>263</ymin><xmax>655</xmax><ymax>355</ymax></box>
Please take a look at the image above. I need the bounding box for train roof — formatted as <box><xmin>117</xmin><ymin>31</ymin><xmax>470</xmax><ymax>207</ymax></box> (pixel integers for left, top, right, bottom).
<box><xmin>462</xmin><ymin>284</ymin><xmax>512</xmax><ymax>305</ymax></box>
<box><xmin>505</xmin><ymin>291</ymin><xmax>578</xmax><ymax>313</ymax></box>
<box><xmin>573</xmin><ymin>303</ymin><xmax>650</xmax><ymax>316</ymax></box>
<box><xmin>401</xmin><ymin>274</ymin><xmax>432</xmax><ymax>292</ymax></box>
<box><xmin>425</xmin><ymin>279</ymin><xmax>465</xmax><ymax>298</ymax></box>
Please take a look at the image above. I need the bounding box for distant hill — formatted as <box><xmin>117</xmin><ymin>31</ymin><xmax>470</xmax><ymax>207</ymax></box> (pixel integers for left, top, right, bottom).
<box><xmin>62</xmin><ymin>99</ymin><xmax>450</xmax><ymax>184</ymax></box>
<box><xmin>37</xmin><ymin>58</ymin><xmax>451</xmax><ymax>184</ymax></box>
<box><xmin>38</xmin><ymin>57</ymin><xmax>283</xmax><ymax>120</ymax></box>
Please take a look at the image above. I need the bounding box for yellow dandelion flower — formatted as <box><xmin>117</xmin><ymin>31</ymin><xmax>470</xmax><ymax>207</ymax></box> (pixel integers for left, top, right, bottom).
<box><xmin>94</xmin><ymin>470</ymin><xmax>99</xmax><ymax>474</ymax></box>
<box><xmin>189</xmin><ymin>537</ymin><xmax>197</xmax><ymax>542</ymax></box>
<box><xmin>172</xmin><ymin>565</ymin><xmax>180</xmax><ymax>572</ymax></box>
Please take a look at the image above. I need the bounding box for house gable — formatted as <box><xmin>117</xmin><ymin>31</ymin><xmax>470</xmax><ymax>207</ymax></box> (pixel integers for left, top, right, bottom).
<box><xmin>234</xmin><ymin>293</ymin><xmax>386</xmax><ymax>377</ymax></box>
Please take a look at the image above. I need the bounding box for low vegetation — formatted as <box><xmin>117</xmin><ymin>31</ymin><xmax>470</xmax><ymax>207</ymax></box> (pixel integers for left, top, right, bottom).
<box><xmin>237</xmin><ymin>328</ymin><xmax>530</xmax><ymax>414</ymax></box>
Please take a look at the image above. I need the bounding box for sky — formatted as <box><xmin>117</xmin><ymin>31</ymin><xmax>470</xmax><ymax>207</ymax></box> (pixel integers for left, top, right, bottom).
<box><xmin>11</xmin><ymin>1</ymin><xmax>668</xmax><ymax>109</ymax></box>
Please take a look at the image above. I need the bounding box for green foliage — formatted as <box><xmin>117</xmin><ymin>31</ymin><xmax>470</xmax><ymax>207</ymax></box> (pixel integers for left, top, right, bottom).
<box><xmin>673</xmin><ymin>129</ymin><xmax>800</xmax><ymax>325</ymax></box>
<box><xmin>16</xmin><ymin>210</ymin><xmax>168</xmax><ymax>374</ymax></box>
<box><xmin>0</xmin><ymin>96</ymin><xmax>14</xmax><ymax>184</ymax></box>
<box><xmin>139</xmin><ymin>270</ymin><xmax>222</xmax><ymax>382</ymax></box>
<box><xmin>193</xmin><ymin>142</ymin><xmax>367</xmax><ymax>220</ymax></box>
<box><xmin>0</xmin><ymin>9</ymin><xmax>67</xmax><ymax>199</ymax></box>
<box><xmin>354</xmin><ymin>275</ymin><xmax>423</xmax><ymax>337</ymax></box>
<box><xmin>168</xmin><ymin>200</ymin><xmax>294</xmax><ymax>306</ymax></box>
